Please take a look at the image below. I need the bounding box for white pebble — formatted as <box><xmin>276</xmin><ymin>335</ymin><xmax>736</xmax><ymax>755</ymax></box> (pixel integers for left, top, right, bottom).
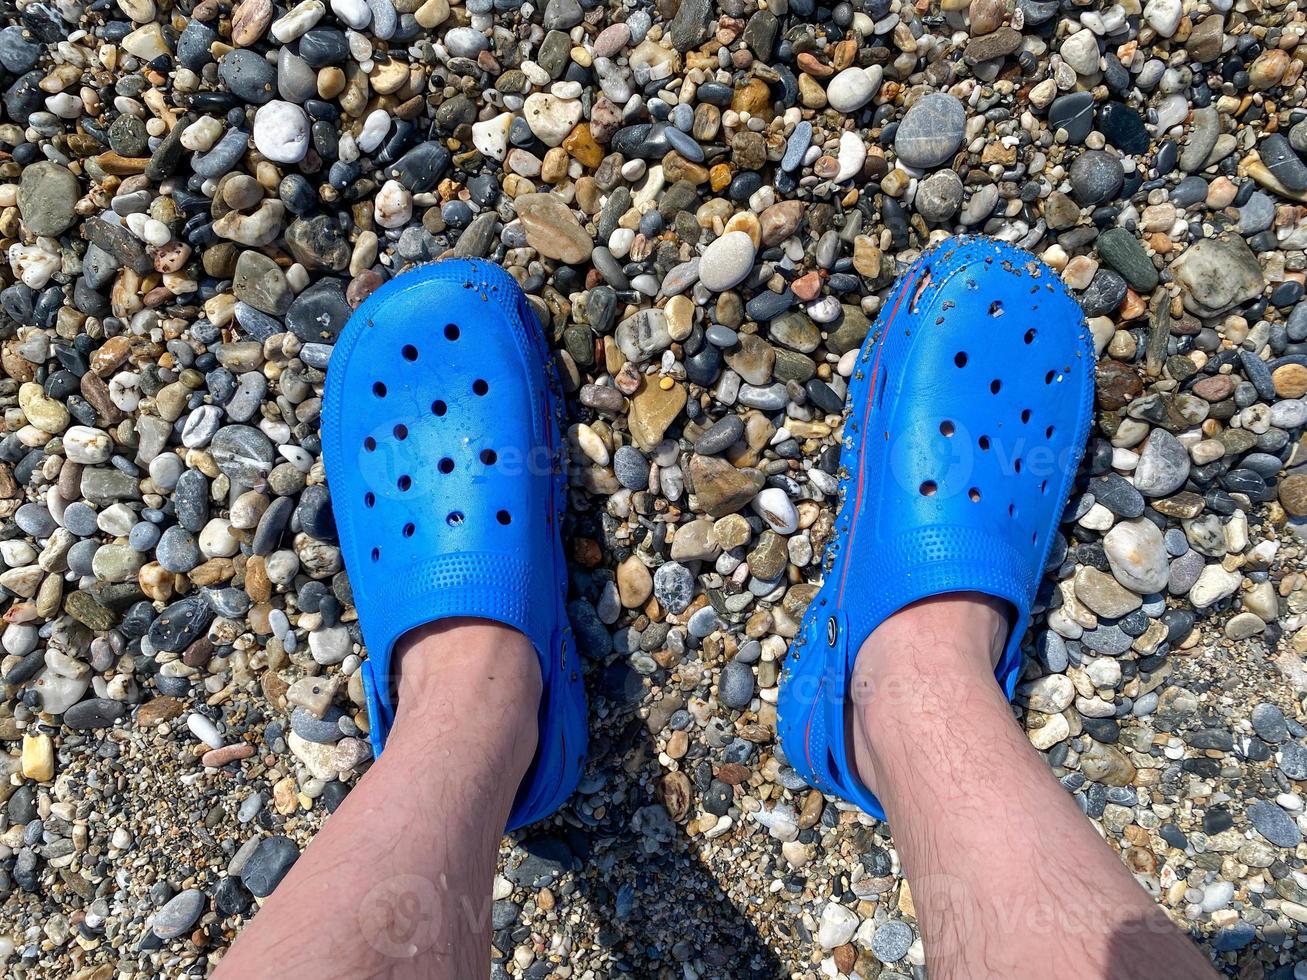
<box><xmin>815</xmin><ymin>903</ymin><xmax>859</xmax><ymax>949</ymax></box>
<box><xmin>62</xmin><ymin>425</ymin><xmax>112</xmax><ymax>464</ymax></box>
<box><xmin>186</xmin><ymin>712</ymin><xmax>225</xmax><ymax>750</ymax></box>
<box><xmin>471</xmin><ymin>112</ymin><xmax>512</xmax><ymax>161</ymax></box>
<box><xmin>8</xmin><ymin>241</ymin><xmax>60</xmax><ymax>289</ymax></box>
<box><xmin>752</xmin><ymin>487</ymin><xmax>798</xmax><ymax>534</ymax></box>
<box><xmin>356</xmin><ymin>109</ymin><xmax>391</xmax><ymax>153</ymax></box>
<box><xmin>699</xmin><ymin>231</ymin><xmax>756</xmax><ymax>292</ymax></box>
<box><xmin>253</xmin><ymin>101</ymin><xmax>310</xmax><ymax>165</ymax></box>
<box><xmin>330</xmin><ymin>0</ymin><xmax>370</xmax><ymax>29</ymax></box>
<box><xmin>835</xmin><ymin>130</ymin><xmax>866</xmax><ymax>183</ymax></box>
<box><xmin>373</xmin><ymin>179</ymin><xmax>412</xmax><ymax>229</ymax></box>
<box><xmin>271</xmin><ymin>0</ymin><xmax>326</xmax><ymax>41</ymax></box>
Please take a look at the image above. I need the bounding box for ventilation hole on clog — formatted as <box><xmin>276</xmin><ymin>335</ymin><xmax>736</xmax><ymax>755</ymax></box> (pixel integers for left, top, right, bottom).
<box><xmin>497</xmin><ymin>510</ymin><xmax>512</xmax><ymax>525</ymax></box>
<box><xmin>1046</xmin><ymin>424</ymin><xmax>1055</xmax><ymax>438</ymax></box>
<box><xmin>398</xmin><ymin>474</ymin><xmax>412</xmax><ymax>491</ymax></box>
<box><xmin>473</xmin><ymin>379</ymin><xmax>489</xmax><ymax>396</ymax></box>
<box><xmin>480</xmin><ymin>448</ymin><xmax>497</xmax><ymax>465</ymax></box>
<box><xmin>954</xmin><ymin>351</ymin><xmax>968</xmax><ymax>368</ymax></box>
<box><xmin>990</xmin><ymin>379</ymin><xmax>1002</xmax><ymax>394</ymax></box>
<box><xmin>969</xmin><ymin>487</ymin><xmax>981</xmax><ymax>502</ymax></box>
<box><xmin>876</xmin><ymin>367</ymin><xmax>887</xmax><ymax>408</ymax></box>
<box><xmin>1024</xmin><ymin>328</ymin><xmax>1037</xmax><ymax>344</ymax></box>
<box><xmin>1031</xmin><ymin>531</ymin><xmax>1038</xmax><ymax>544</ymax></box>
<box><xmin>432</xmin><ymin>400</ymin><xmax>447</xmax><ymax>416</ymax></box>
<box><xmin>444</xmin><ymin>323</ymin><xmax>460</xmax><ymax>341</ymax></box>
<box><xmin>402</xmin><ymin>344</ymin><xmax>418</xmax><ymax>361</ymax></box>
<box><xmin>364</xmin><ymin>492</ymin><xmax>375</xmax><ymax>508</ymax></box>
<box><xmin>1008</xmin><ymin>503</ymin><xmax>1017</xmax><ymax>518</ymax></box>
<box><xmin>373</xmin><ymin>381</ymin><xmax>386</xmax><ymax>398</ymax></box>
<box><xmin>438</xmin><ymin>458</ymin><xmax>454</xmax><ymax>474</ymax></box>
<box><xmin>979</xmin><ymin>435</ymin><xmax>991</xmax><ymax>451</ymax></box>
<box><xmin>403</xmin><ymin>522</ymin><xmax>415</xmax><ymax>538</ymax></box>
<box><xmin>371</xmin><ymin>547</ymin><xmax>380</xmax><ymax>562</ymax></box>
<box><xmin>1014</xmin><ymin>458</ymin><xmax>1023</xmax><ymax>474</ymax></box>
<box><xmin>1044</xmin><ymin>370</ymin><xmax>1055</xmax><ymax>384</ymax></box>
<box><xmin>394</xmin><ymin>423</ymin><xmax>408</xmax><ymax>440</ymax></box>
<box><xmin>919</xmin><ymin>481</ymin><xmax>937</xmax><ymax>497</ymax></box>
<box><xmin>447</xmin><ymin>511</ymin><xmax>465</xmax><ymax>527</ymax></box>
<box><xmin>1020</xmin><ymin>409</ymin><xmax>1031</xmax><ymax>424</ymax></box>
<box><xmin>939</xmin><ymin>420</ymin><xmax>955</xmax><ymax>437</ymax></box>
<box><xmin>988</xmin><ymin>301</ymin><xmax>1003</xmax><ymax>317</ymax></box>
<box><xmin>363</xmin><ymin>436</ymin><xmax>376</xmax><ymax>452</ymax></box>
<box><xmin>1040</xmin><ymin>480</ymin><xmax>1049</xmax><ymax>494</ymax></box>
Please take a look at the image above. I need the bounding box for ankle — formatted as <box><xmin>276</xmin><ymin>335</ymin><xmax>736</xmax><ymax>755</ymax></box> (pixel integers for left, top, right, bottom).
<box><xmin>387</xmin><ymin>619</ymin><xmax>542</xmax><ymax>771</ymax></box>
<box><xmin>847</xmin><ymin>594</ymin><xmax>1010</xmax><ymax>798</ymax></box>
<box><xmin>395</xmin><ymin>619</ymin><xmax>541</xmax><ymax>696</ymax></box>
<box><xmin>856</xmin><ymin>593</ymin><xmax>1007</xmax><ymax>681</ymax></box>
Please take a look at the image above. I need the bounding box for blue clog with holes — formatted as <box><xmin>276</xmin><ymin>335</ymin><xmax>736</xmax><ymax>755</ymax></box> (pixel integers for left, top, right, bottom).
<box><xmin>321</xmin><ymin>258</ymin><xmax>586</xmax><ymax>831</ymax></box>
<box><xmin>776</xmin><ymin>235</ymin><xmax>1096</xmax><ymax>819</ymax></box>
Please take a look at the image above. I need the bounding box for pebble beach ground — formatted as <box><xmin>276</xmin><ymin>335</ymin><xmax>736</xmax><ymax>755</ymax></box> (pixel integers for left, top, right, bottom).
<box><xmin>1</xmin><ymin>0</ymin><xmax>1307</xmax><ymax>975</ymax></box>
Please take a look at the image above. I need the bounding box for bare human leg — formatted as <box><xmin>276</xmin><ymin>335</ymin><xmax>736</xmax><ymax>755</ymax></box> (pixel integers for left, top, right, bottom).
<box><xmin>849</xmin><ymin>594</ymin><xmax>1219</xmax><ymax>980</ymax></box>
<box><xmin>215</xmin><ymin>619</ymin><xmax>540</xmax><ymax>980</ymax></box>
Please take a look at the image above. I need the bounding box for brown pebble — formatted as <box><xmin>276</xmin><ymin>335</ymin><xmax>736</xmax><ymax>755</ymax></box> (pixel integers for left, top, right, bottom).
<box><xmin>1273</xmin><ymin>363</ymin><xmax>1307</xmax><ymax>399</ymax></box>
<box><xmin>1096</xmin><ymin>360</ymin><xmax>1143</xmax><ymax>411</ymax></box>
<box><xmin>797</xmin><ymin>788</ymin><xmax>825</xmax><ymax>829</ymax></box>
<box><xmin>571</xmin><ymin>538</ymin><xmax>603</xmax><ymax>568</ymax></box>
<box><xmin>716</xmin><ymin>762</ymin><xmax>751</xmax><ymax>785</ymax></box>
<box><xmin>347</xmin><ymin>270</ymin><xmax>385</xmax><ymax>307</ymax></box>
<box><xmin>200</xmin><ymin>743</ymin><xmax>254</xmax><ymax>767</ymax></box>
<box><xmin>833</xmin><ymin>944</ymin><xmax>857</xmax><ymax>975</ymax></box>
<box><xmin>136</xmin><ymin>696</ymin><xmax>187</xmax><ymax>727</ymax></box>
<box><xmin>1280</xmin><ymin>472</ymin><xmax>1307</xmax><ymax>517</ymax></box>
<box><xmin>658</xmin><ymin>770</ymin><xmax>692</xmax><ymax>822</ymax></box>
<box><xmin>95</xmin><ymin>152</ymin><xmax>150</xmax><ymax>175</ymax></box>
<box><xmin>1192</xmin><ymin>374</ymin><xmax>1234</xmax><ymax>402</ymax></box>
<box><xmin>795</xmin><ymin>52</ymin><xmax>834</xmax><ymax>78</ymax></box>
<box><xmin>791</xmin><ymin>271</ymin><xmax>823</xmax><ymax>301</ymax></box>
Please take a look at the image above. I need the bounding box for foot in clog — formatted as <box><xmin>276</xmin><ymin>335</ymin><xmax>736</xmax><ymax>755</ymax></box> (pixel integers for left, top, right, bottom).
<box><xmin>776</xmin><ymin>235</ymin><xmax>1095</xmax><ymax>819</ymax></box>
<box><xmin>321</xmin><ymin>258</ymin><xmax>586</xmax><ymax>831</ymax></box>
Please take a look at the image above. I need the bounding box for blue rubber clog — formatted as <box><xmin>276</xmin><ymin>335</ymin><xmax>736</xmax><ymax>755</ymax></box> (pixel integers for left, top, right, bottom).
<box><xmin>322</xmin><ymin>258</ymin><xmax>586</xmax><ymax>831</ymax></box>
<box><xmin>776</xmin><ymin>236</ymin><xmax>1096</xmax><ymax>819</ymax></box>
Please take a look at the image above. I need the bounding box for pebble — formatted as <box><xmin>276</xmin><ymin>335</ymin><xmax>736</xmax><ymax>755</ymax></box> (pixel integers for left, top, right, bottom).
<box><xmin>816</xmin><ymin>903</ymin><xmax>858</xmax><ymax>949</ymax></box>
<box><xmin>1252</xmin><ymin>703</ymin><xmax>1288</xmax><ymax>743</ymax></box>
<box><xmin>1249</xmin><ymin>800</ymin><xmax>1302</xmax><ymax>848</ymax></box>
<box><xmin>872</xmin><ymin>921</ymin><xmax>914</xmax><ymax>963</ymax></box>
<box><xmin>1049</xmin><ymin>93</ymin><xmax>1095</xmax><ymax>144</ymax></box>
<box><xmin>1069</xmin><ymin>151</ymin><xmax>1124</xmax><ymax>206</ymax></box>
<box><xmin>1103</xmin><ymin>519</ymin><xmax>1169</xmax><ymax>593</ymax></box>
<box><xmin>153</xmin><ymin>889</ymin><xmax>205</xmax><ymax>940</ymax></box>
<box><xmin>239</xmin><ymin>836</ymin><xmax>300</xmax><ymax>897</ymax></box>
<box><xmin>1144</xmin><ymin>0</ymin><xmax>1182</xmax><ymax>36</ymax></box>
<box><xmin>18</xmin><ymin>163</ymin><xmax>79</xmax><ymax>236</ymax></box>
<box><xmin>719</xmin><ymin>660</ymin><xmax>755</xmax><ymax>709</ymax></box>
<box><xmin>653</xmin><ymin>562</ymin><xmax>694</xmax><ymax>614</ymax></box>
<box><xmin>1171</xmin><ymin>236</ymin><xmax>1265</xmax><ymax>317</ymax></box>
<box><xmin>699</xmin><ymin>232</ymin><xmax>756</xmax><ymax>292</ymax></box>
<box><xmin>895</xmin><ymin>93</ymin><xmax>965</xmax><ymax>170</ymax></box>
<box><xmin>253</xmin><ymin>101</ymin><xmax>311</xmax><ymax>164</ymax></box>
<box><xmin>826</xmin><ymin>67</ymin><xmax>881</xmax><ymax>113</ymax></box>
<box><xmin>1133</xmin><ymin>430</ymin><xmax>1190</xmax><ymax>497</ymax></box>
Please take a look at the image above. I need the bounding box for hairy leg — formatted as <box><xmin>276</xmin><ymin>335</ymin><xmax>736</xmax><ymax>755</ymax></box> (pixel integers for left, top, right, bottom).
<box><xmin>849</xmin><ymin>595</ymin><xmax>1218</xmax><ymax>980</ymax></box>
<box><xmin>215</xmin><ymin>620</ymin><xmax>540</xmax><ymax>980</ymax></box>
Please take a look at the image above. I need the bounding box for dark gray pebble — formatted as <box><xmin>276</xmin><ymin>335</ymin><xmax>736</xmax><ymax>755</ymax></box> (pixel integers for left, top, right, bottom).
<box><xmin>240</xmin><ymin>836</ymin><xmax>300</xmax><ymax>898</ymax></box>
